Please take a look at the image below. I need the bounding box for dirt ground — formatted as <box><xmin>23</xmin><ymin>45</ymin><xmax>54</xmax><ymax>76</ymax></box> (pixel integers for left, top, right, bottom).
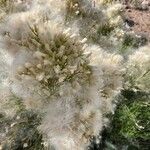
<box><xmin>123</xmin><ymin>0</ymin><xmax>150</xmax><ymax>38</ymax></box>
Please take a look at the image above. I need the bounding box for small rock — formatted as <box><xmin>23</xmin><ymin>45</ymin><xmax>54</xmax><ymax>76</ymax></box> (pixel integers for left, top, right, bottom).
<box><xmin>125</xmin><ymin>19</ymin><xmax>135</xmax><ymax>27</ymax></box>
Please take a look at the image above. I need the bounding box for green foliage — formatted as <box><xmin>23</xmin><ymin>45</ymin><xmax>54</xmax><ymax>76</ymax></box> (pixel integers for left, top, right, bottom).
<box><xmin>0</xmin><ymin>0</ymin><xmax>9</xmax><ymax>7</ymax></box>
<box><xmin>0</xmin><ymin>0</ymin><xmax>12</xmax><ymax>12</ymax></box>
<box><xmin>0</xmin><ymin>95</ymin><xmax>45</xmax><ymax>150</ymax></box>
<box><xmin>119</xmin><ymin>33</ymin><xmax>148</xmax><ymax>56</ymax></box>
<box><xmin>122</xmin><ymin>34</ymin><xmax>148</xmax><ymax>49</ymax></box>
<box><xmin>7</xmin><ymin>95</ymin><xmax>24</xmax><ymax>113</ymax></box>
<box><xmin>103</xmin><ymin>92</ymin><xmax>150</xmax><ymax>150</ymax></box>
<box><xmin>1</xmin><ymin>110</ymin><xmax>45</xmax><ymax>150</ymax></box>
<box><xmin>65</xmin><ymin>0</ymin><xmax>110</xmax><ymax>44</ymax></box>
<box><xmin>115</xmin><ymin>100</ymin><xmax>150</xmax><ymax>139</ymax></box>
<box><xmin>97</xmin><ymin>23</ymin><xmax>114</xmax><ymax>36</ymax></box>
<box><xmin>66</xmin><ymin>0</ymin><xmax>81</xmax><ymax>20</ymax></box>
<box><xmin>98</xmin><ymin>0</ymin><xmax>115</xmax><ymax>6</ymax></box>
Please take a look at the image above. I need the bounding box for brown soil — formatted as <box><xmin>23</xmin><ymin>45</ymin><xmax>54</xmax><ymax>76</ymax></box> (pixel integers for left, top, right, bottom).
<box><xmin>123</xmin><ymin>0</ymin><xmax>150</xmax><ymax>38</ymax></box>
<box><xmin>125</xmin><ymin>9</ymin><xmax>150</xmax><ymax>36</ymax></box>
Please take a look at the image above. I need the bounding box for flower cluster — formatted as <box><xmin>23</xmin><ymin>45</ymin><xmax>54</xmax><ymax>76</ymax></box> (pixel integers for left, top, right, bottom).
<box><xmin>14</xmin><ymin>22</ymin><xmax>91</xmax><ymax>91</ymax></box>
